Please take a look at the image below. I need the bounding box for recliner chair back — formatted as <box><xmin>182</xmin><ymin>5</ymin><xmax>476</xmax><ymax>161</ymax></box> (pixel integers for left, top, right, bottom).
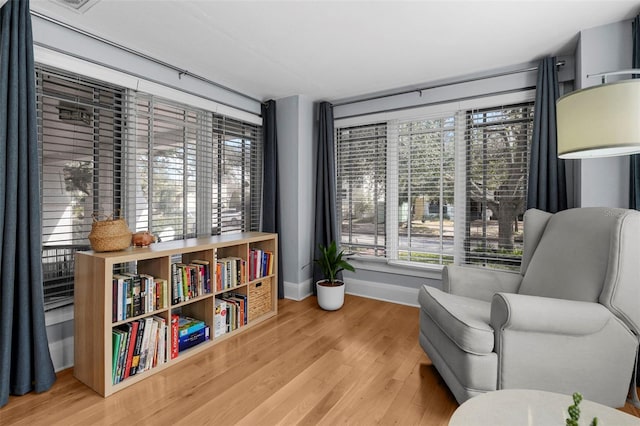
<box><xmin>520</xmin><ymin>208</ymin><xmax>640</xmax><ymax>335</ymax></box>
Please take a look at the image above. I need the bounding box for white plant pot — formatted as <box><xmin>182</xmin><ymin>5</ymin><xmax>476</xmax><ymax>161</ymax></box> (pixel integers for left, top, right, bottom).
<box><xmin>316</xmin><ymin>280</ymin><xmax>345</xmax><ymax>311</ymax></box>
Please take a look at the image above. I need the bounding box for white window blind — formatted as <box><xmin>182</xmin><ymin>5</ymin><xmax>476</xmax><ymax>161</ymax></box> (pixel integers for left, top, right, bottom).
<box><xmin>395</xmin><ymin>114</ymin><xmax>456</xmax><ymax>265</ymax></box>
<box><xmin>462</xmin><ymin>102</ymin><xmax>534</xmax><ymax>270</ymax></box>
<box><xmin>336</xmin><ymin>96</ymin><xmax>535</xmax><ymax>271</ymax></box>
<box><xmin>336</xmin><ymin>123</ymin><xmax>387</xmax><ymax>257</ymax></box>
<box><xmin>37</xmin><ymin>65</ymin><xmax>125</xmax><ymax>308</ymax></box>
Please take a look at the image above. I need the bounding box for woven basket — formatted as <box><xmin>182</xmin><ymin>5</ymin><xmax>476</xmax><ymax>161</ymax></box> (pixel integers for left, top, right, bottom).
<box><xmin>88</xmin><ymin>214</ymin><xmax>132</xmax><ymax>252</ymax></box>
<box><xmin>248</xmin><ymin>279</ymin><xmax>273</xmax><ymax>321</ymax></box>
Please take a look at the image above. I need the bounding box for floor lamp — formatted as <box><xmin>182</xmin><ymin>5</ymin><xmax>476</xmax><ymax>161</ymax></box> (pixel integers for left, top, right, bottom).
<box><xmin>557</xmin><ymin>71</ymin><xmax>640</xmax><ymax>159</ymax></box>
<box><xmin>557</xmin><ymin>70</ymin><xmax>640</xmax><ymax>408</ymax></box>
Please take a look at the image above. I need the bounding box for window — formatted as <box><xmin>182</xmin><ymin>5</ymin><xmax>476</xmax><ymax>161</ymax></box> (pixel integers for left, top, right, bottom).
<box><xmin>396</xmin><ymin>115</ymin><xmax>456</xmax><ymax>265</ymax></box>
<box><xmin>37</xmin><ymin>66</ymin><xmax>124</xmax><ymax>310</ymax></box>
<box><xmin>336</xmin><ymin>96</ymin><xmax>534</xmax><ymax>271</ymax></box>
<box><xmin>463</xmin><ymin>104</ymin><xmax>534</xmax><ymax>269</ymax></box>
<box><xmin>336</xmin><ymin>123</ymin><xmax>387</xmax><ymax>257</ymax></box>
<box><xmin>37</xmin><ymin>65</ymin><xmax>263</xmax><ymax>309</ymax></box>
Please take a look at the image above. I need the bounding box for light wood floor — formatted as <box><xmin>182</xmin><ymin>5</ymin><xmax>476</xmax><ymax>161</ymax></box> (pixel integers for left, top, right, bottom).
<box><xmin>1</xmin><ymin>295</ymin><xmax>639</xmax><ymax>425</ymax></box>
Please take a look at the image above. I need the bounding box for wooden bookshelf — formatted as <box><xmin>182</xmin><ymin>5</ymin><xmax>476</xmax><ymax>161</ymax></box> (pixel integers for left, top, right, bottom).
<box><xmin>74</xmin><ymin>232</ymin><xmax>278</xmax><ymax>397</ymax></box>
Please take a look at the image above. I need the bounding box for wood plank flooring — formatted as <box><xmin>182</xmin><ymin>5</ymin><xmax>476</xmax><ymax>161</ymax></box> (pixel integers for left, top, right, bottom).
<box><xmin>1</xmin><ymin>295</ymin><xmax>639</xmax><ymax>425</ymax></box>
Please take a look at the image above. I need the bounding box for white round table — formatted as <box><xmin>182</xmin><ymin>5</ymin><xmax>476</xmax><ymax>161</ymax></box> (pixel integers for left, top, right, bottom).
<box><xmin>449</xmin><ymin>389</ymin><xmax>640</xmax><ymax>426</ymax></box>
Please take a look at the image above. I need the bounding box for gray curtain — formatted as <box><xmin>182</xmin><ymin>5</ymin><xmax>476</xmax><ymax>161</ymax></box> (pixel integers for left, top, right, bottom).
<box><xmin>526</xmin><ymin>56</ymin><xmax>567</xmax><ymax>213</ymax></box>
<box><xmin>312</xmin><ymin>102</ymin><xmax>340</xmax><ymax>292</ymax></box>
<box><xmin>261</xmin><ymin>100</ymin><xmax>283</xmax><ymax>298</ymax></box>
<box><xmin>0</xmin><ymin>0</ymin><xmax>56</xmax><ymax>407</ymax></box>
<box><xmin>630</xmin><ymin>15</ymin><xmax>640</xmax><ymax>210</ymax></box>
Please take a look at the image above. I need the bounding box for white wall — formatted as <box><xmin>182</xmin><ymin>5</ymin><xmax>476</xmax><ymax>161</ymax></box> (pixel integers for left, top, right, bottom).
<box><xmin>276</xmin><ymin>96</ymin><xmax>315</xmax><ymax>301</ymax></box>
<box><xmin>576</xmin><ymin>19</ymin><xmax>632</xmax><ymax>208</ymax></box>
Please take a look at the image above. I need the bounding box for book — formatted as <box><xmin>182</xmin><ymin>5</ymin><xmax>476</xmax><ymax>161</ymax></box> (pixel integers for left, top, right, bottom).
<box><xmin>214</xmin><ymin>299</ymin><xmax>227</xmax><ymax>338</ymax></box>
<box><xmin>112</xmin><ymin>329</ymin><xmax>123</xmax><ymax>384</ymax></box>
<box><xmin>140</xmin><ymin>274</ymin><xmax>154</xmax><ymax>313</ymax></box>
<box><xmin>191</xmin><ymin>260</ymin><xmax>210</xmax><ymax>293</ymax></box>
<box><xmin>112</xmin><ymin>279</ymin><xmax>118</xmax><ymax>323</ymax></box>
<box><xmin>215</xmin><ymin>262</ymin><xmax>222</xmax><ymax>292</ymax></box>
<box><xmin>130</xmin><ymin>318</ymin><xmax>145</xmax><ymax>376</ymax></box>
<box><xmin>122</xmin><ymin>273</ymin><xmax>142</xmax><ymax>317</ymax></box>
<box><xmin>122</xmin><ymin>320</ymin><xmax>139</xmax><ymax>381</ymax></box>
<box><xmin>264</xmin><ymin>250</ymin><xmax>274</xmax><ymax>275</ymax></box>
<box><xmin>137</xmin><ymin>317</ymin><xmax>155</xmax><ymax>374</ymax></box>
<box><xmin>152</xmin><ymin>316</ymin><xmax>167</xmax><ymax>366</ymax></box>
<box><xmin>223</xmin><ymin>298</ymin><xmax>238</xmax><ymax>332</ymax></box>
<box><xmin>155</xmin><ymin>278</ymin><xmax>167</xmax><ymax>310</ymax></box>
<box><xmin>170</xmin><ymin>314</ymin><xmax>179</xmax><ymax>359</ymax></box>
<box><xmin>178</xmin><ymin>326</ymin><xmax>210</xmax><ymax>351</ymax></box>
<box><xmin>115</xmin><ymin>327</ymin><xmax>130</xmax><ymax>383</ymax></box>
<box><xmin>228</xmin><ymin>293</ymin><xmax>247</xmax><ymax>327</ymax></box>
<box><xmin>114</xmin><ymin>275</ymin><xmax>127</xmax><ymax>321</ymax></box>
<box><xmin>178</xmin><ymin>316</ymin><xmax>206</xmax><ymax>337</ymax></box>
<box><xmin>178</xmin><ymin>264</ymin><xmax>190</xmax><ymax>300</ymax></box>
<box><xmin>144</xmin><ymin>318</ymin><xmax>159</xmax><ymax>371</ymax></box>
<box><xmin>171</xmin><ymin>263</ymin><xmax>180</xmax><ymax>304</ymax></box>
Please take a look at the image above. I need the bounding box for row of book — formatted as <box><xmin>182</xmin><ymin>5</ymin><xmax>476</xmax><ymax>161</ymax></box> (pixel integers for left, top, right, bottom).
<box><xmin>171</xmin><ymin>261</ymin><xmax>211</xmax><ymax>304</ymax></box>
<box><xmin>216</xmin><ymin>257</ymin><xmax>247</xmax><ymax>291</ymax></box>
<box><xmin>112</xmin><ymin>316</ymin><xmax>167</xmax><ymax>385</ymax></box>
<box><xmin>112</xmin><ymin>314</ymin><xmax>212</xmax><ymax>385</ymax></box>
<box><xmin>213</xmin><ymin>293</ymin><xmax>247</xmax><ymax>337</ymax></box>
<box><xmin>249</xmin><ymin>248</ymin><xmax>274</xmax><ymax>281</ymax></box>
<box><xmin>112</xmin><ymin>274</ymin><xmax>168</xmax><ymax>322</ymax></box>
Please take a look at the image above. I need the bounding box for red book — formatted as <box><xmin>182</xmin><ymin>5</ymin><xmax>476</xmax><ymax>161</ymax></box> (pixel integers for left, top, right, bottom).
<box><xmin>123</xmin><ymin>320</ymin><xmax>139</xmax><ymax>380</ymax></box>
<box><xmin>170</xmin><ymin>314</ymin><xmax>179</xmax><ymax>359</ymax></box>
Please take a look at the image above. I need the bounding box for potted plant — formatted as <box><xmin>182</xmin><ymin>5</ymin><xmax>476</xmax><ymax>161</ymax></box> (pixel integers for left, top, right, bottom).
<box><xmin>314</xmin><ymin>241</ymin><xmax>355</xmax><ymax>310</ymax></box>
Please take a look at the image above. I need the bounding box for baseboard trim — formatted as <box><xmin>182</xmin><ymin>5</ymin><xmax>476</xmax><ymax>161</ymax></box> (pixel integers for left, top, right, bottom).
<box><xmin>345</xmin><ymin>278</ymin><xmax>420</xmax><ymax>307</ymax></box>
<box><xmin>283</xmin><ymin>279</ymin><xmax>313</xmax><ymax>301</ymax></box>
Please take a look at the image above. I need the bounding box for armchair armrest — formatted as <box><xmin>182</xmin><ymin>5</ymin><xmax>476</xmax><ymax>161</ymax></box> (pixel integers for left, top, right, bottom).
<box><xmin>490</xmin><ymin>293</ymin><xmax>614</xmax><ymax>336</ymax></box>
<box><xmin>489</xmin><ymin>292</ymin><xmax>637</xmax><ymax>402</ymax></box>
<box><xmin>443</xmin><ymin>265</ymin><xmax>522</xmax><ymax>302</ymax></box>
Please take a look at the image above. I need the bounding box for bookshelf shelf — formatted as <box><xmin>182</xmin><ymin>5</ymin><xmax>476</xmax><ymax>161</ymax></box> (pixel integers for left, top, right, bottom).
<box><xmin>74</xmin><ymin>232</ymin><xmax>278</xmax><ymax>397</ymax></box>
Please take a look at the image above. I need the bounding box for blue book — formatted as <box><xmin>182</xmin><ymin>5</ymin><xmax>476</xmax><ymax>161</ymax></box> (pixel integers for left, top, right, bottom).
<box><xmin>178</xmin><ymin>326</ymin><xmax>210</xmax><ymax>351</ymax></box>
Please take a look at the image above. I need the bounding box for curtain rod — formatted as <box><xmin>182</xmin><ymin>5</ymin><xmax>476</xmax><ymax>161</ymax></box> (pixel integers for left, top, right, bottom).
<box><xmin>333</xmin><ymin>60</ymin><xmax>565</xmax><ymax>108</ymax></box>
<box><xmin>30</xmin><ymin>11</ymin><xmax>261</xmax><ymax>104</ymax></box>
<box><xmin>334</xmin><ymin>86</ymin><xmax>536</xmax><ymax>122</ymax></box>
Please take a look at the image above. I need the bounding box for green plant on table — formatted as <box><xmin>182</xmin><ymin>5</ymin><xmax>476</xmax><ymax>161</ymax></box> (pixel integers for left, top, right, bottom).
<box><xmin>566</xmin><ymin>392</ymin><xmax>598</xmax><ymax>426</ymax></box>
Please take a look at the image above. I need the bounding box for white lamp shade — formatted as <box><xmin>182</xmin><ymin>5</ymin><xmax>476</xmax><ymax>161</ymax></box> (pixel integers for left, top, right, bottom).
<box><xmin>556</xmin><ymin>79</ymin><xmax>640</xmax><ymax>159</ymax></box>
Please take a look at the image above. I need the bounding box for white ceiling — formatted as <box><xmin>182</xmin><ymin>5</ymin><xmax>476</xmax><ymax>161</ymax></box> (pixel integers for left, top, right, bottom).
<box><xmin>29</xmin><ymin>0</ymin><xmax>640</xmax><ymax>103</ymax></box>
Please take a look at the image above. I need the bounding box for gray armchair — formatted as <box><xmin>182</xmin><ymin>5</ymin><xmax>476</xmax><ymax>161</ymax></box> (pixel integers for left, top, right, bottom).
<box><xmin>418</xmin><ymin>207</ymin><xmax>640</xmax><ymax>407</ymax></box>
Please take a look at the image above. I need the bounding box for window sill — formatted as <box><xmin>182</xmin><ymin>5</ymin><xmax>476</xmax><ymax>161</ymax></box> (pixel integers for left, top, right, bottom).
<box><xmin>346</xmin><ymin>256</ymin><xmax>444</xmax><ymax>280</ymax></box>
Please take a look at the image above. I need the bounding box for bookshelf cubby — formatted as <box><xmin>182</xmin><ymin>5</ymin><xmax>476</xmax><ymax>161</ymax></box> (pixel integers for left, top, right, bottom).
<box><xmin>74</xmin><ymin>232</ymin><xmax>277</xmax><ymax>397</ymax></box>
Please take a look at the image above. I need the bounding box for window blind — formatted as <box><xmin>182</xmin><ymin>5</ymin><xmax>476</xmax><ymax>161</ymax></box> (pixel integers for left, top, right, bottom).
<box><xmin>462</xmin><ymin>102</ymin><xmax>534</xmax><ymax>270</ymax></box>
<box><xmin>124</xmin><ymin>94</ymin><xmax>201</xmax><ymax>241</ymax></box>
<box><xmin>212</xmin><ymin>115</ymin><xmax>262</xmax><ymax>234</ymax></box>
<box><xmin>336</xmin><ymin>123</ymin><xmax>387</xmax><ymax>257</ymax></box>
<box><xmin>37</xmin><ymin>65</ymin><xmax>263</xmax><ymax>310</ymax></box>
<box><xmin>123</xmin><ymin>95</ymin><xmax>263</xmax><ymax>239</ymax></box>
<box><xmin>335</xmin><ymin>95</ymin><xmax>535</xmax><ymax>270</ymax></box>
<box><xmin>37</xmin><ymin>65</ymin><xmax>125</xmax><ymax>308</ymax></box>
<box><xmin>394</xmin><ymin>114</ymin><xmax>456</xmax><ymax>265</ymax></box>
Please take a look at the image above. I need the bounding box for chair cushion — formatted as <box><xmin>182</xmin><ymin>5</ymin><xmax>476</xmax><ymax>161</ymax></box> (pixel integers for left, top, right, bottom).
<box><xmin>419</xmin><ymin>285</ymin><xmax>494</xmax><ymax>355</ymax></box>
